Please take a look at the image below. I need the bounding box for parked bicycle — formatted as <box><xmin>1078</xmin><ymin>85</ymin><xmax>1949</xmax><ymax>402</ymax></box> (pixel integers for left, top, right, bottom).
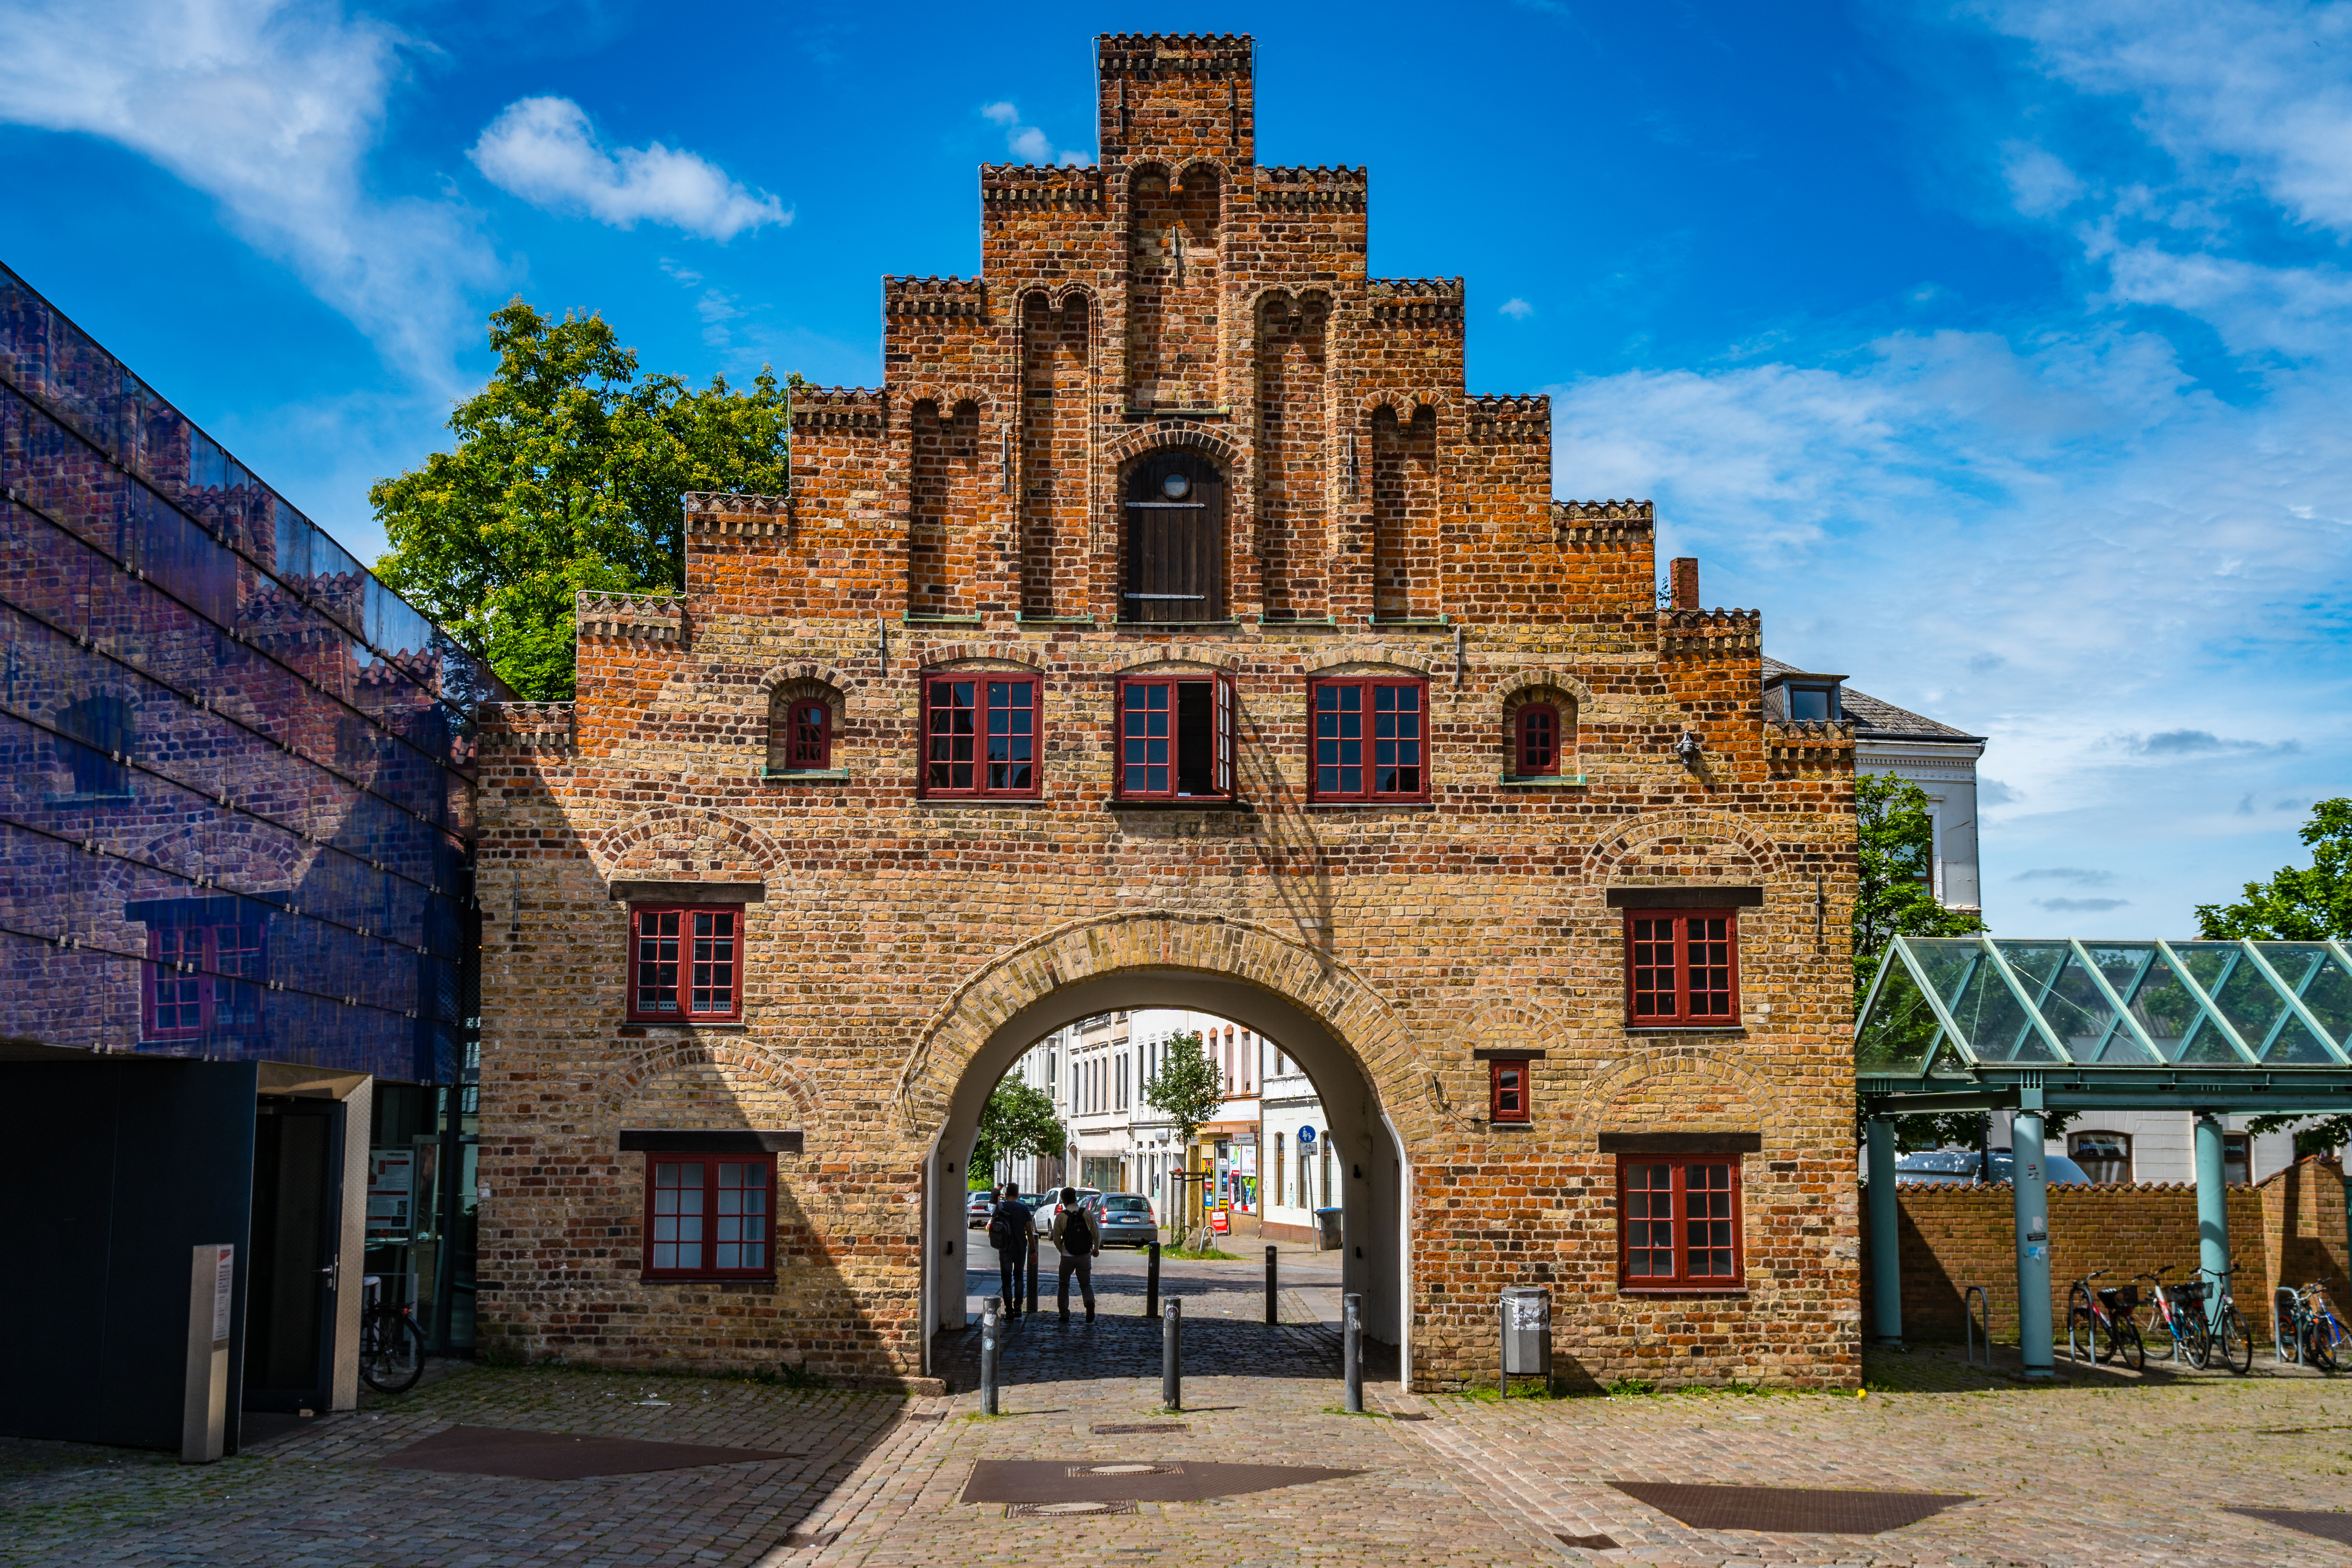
<box><xmin>2278</xmin><ymin>1281</ymin><xmax>2345</xmax><ymax>1372</ymax></box>
<box><xmin>358</xmin><ymin>1275</ymin><xmax>427</xmax><ymax>1394</ymax></box>
<box><xmin>2066</xmin><ymin>1269</ymin><xmax>2145</xmax><ymax>1371</ymax></box>
<box><xmin>2144</xmin><ymin>1263</ymin><xmax>2252</xmax><ymax>1374</ymax></box>
<box><xmin>2133</xmin><ymin>1267</ymin><xmax>2193</xmax><ymax>1364</ymax></box>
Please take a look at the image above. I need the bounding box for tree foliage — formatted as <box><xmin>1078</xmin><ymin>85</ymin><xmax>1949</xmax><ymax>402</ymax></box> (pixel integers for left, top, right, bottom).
<box><xmin>1853</xmin><ymin>773</ymin><xmax>1997</xmax><ymax>1152</ymax></box>
<box><xmin>371</xmin><ymin>299</ymin><xmax>795</xmax><ymax>700</ymax></box>
<box><xmin>1142</xmin><ymin>1030</ymin><xmax>1226</xmax><ymax>1152</ymax></box>
<box><xmin>971</xmin><ymin>1075</ymin><xmax>1067</xmax><ymax>1183</ymax></box>
<box><xmin>2201</xmin><ymin>799</ymin><xmax>2352</xmax><ymax>1156</ymax></box>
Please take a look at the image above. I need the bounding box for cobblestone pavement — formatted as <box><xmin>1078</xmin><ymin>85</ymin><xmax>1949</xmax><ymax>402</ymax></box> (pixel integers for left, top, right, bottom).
<box><xmin>5</xmin><ymin>1286</ymin><xmax>2350</xmax><ymax>1568</ymax></box>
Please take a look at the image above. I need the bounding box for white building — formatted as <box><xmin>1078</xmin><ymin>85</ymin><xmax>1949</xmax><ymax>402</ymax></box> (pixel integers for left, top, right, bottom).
<box><xmin>1784</xmin><ymin>659</ymin><xmax>2309</xmax><ymax>1182</ymax></box>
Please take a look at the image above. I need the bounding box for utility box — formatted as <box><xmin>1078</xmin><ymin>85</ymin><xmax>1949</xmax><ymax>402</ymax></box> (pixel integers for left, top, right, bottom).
<box><xmin>1499</xmin><ymin>1285</ymin><xmax>1552</xmax><ymax>1384</ymax></box>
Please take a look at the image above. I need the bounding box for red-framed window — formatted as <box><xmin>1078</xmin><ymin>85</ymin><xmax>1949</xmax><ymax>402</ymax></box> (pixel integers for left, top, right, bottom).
<box><xmin>1489</xmin><ymin>1060</ymin><xmax>1531</xmax><ymax>1124</ymax></box>
<box><xmin>785</xmin><ymin>700</ymin><xmax>831</xmax><ymax>770</ymax></box>
<box><xmin>143</xmin><ymin>919</ymin><xmax>267</xmax><ymax>1040</ymax></box>
<box><xmin>629</xmin><ymin>906</ymin><xmax>741</xmax><ymax>1021</ymax></box>
<box><xmin>1624</xmin><ymin>909</ymin><xmax>1739</xmax><ymax>1024</ymax></box>
<box><xmin>1118</xmin><ymin>673</ymin><xmax>1235</xmax><ymax>799</ymax></box>
<box><xmin>642</xmin><ymin>1154</ymin><xmax>774</xmax><ymax>1279</ymax></box>
<box><xmin>1310</xmin><ymin>677</ymin><xmax>1427</xmax><ymax>801</ymax></box>
<box><xmin>1619</xmin><ymin>1156</ymin><xmax>1743</xmax><ymax>1289</ymax></box>
<box><xmin>923</xmin><ymin>675</ymin><xmax>1040</xmax><ymax>797</ymax></box>
<box><xmin>1514</xmin><ymin>703</ymin><xmax>1562</xmax><ymax>777</ymax></box>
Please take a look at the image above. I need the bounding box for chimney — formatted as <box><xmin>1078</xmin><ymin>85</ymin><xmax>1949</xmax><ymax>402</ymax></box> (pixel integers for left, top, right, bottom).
<box><xmin>1670</xmin><ymin>557</ymin><xmax>1700</xmax><ymax>610</ymax></box>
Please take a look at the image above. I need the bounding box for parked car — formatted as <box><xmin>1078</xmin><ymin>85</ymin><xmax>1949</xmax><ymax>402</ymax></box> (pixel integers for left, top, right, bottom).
<box><xmin>1039</xmin><ymin>1187</ymin><xmax>1100</xmax><ymax>1240</ymax></box>
<box><xmin>1893</xmin><ymin>1148</ymin><xmax>2095</xmax><ymax>1185</ymax></box>
<box><xmin>966</xmin><ymin>1190</ymin><xmax>995</xmax><ymax>1229</ymax></box>
<box><xmin>1086</xmin><ymin>1192</ymin><xmax>1160</xmax><ymax>1249</ymax></box>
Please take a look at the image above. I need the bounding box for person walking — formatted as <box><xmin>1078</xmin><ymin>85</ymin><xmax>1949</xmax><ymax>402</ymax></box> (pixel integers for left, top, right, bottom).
<box><xmin>1051</xmin><ymin>1186</ymin><xmax>1100</xmax><ymax>1322</ymax></box>
<box><xmin>987</xmin><ymin>1182</ymin><xmax>1035</xmax><ymax>1318</ymax></box>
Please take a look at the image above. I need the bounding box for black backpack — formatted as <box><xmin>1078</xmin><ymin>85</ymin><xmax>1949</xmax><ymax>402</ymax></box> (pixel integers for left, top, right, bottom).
<box><xmin>987</xmin><ymin>1205</ymin><xmax>1015</xmax><ymax>1252</ymax></box>
<box><xmin>1063</xmin><ymin>1206</ymin><xmax>1095</xmax><ymax>1253</ymax></box>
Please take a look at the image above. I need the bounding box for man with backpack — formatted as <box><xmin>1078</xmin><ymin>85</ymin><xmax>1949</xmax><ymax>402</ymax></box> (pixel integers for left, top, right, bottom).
<box><xmin>1050</xmin><ymin>1186</ymin><xmax>1101</xmax><ymax>1321</ymax></box>
<box><xmin>986</xmin><ymin>1182</ymin><xmax>1035</xmax><ymax>1318</ymax></box>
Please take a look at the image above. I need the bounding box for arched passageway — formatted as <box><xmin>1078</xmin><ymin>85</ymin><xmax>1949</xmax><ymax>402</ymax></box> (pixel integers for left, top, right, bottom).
<box><xmin>912</xmin><ymin>960</ymin><xmax>1412</xmax><ymax>1381</ymax></box>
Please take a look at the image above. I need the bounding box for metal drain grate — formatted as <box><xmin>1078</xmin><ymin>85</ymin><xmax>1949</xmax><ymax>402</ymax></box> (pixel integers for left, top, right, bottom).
<box><xmin>1007</xmin><ymin>1500</ymin><xmax>1140</xmax><ymax>1517</ymax></box>
<box><xmin>1557</xmin><ymin>1534</ymin><xmax>1619</xmax><ymax>1551</ymax></box>
<box><xmin>1093</xmin><ymin>1423</ymin><xmax>1189</xmax><ymax>1435</ymax></box>
<box><xmin>1608</xmin><ymin>1483</ymin><xmax>1971</xmax><ymax>1535</ymax></box>
<box><xmin>1392</xmin><ymin>1413</ymin><xmax>1432</xmax><ymax>1422</ymax></box>
<box><xmin>2227</xmin><ymin>1508</ymin><xmax>2352</xmax><ymax>1546</ymax></box>
<box><xmin>1069</xmin><ymin>1463</ymin><xmax>1182</xmax><ymax>1478</ymax></box>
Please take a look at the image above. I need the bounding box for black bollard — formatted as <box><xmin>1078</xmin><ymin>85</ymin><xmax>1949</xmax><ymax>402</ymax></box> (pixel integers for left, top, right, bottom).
<box><xmin>1265</xmin><ymin>1245</ymin><xmax>1279</xmax><ymax>1325</ymax></box>
<box><xmin>980</xmin><ymin>1296</ymin><xmax>1002</xmax><ymax>1416</ymax></box>
<box><xmin>1343</xmin><ymin>1291</ymin><xmax>1363</xmax><ymax>1414</ymax></box>
<box><xmin>1027</xmin><ymin>1233</ymin><xmax>1040</xmax><ymax>1317</ymax></box>
<box><xmin>1145</xmin><ymin>1241</ymin><xmax>1161</xmax><ymax>1319</ymax></box>
<box><xmin>1162</xmin><ymin>1297</ymin><xmax>1182</xmax><ymax>1411</ymax></box>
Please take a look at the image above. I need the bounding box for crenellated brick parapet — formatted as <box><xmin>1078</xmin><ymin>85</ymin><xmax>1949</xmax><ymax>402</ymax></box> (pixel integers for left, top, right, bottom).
<box><xmin>1659</xmin><ymin>606</ymin><xmax>1762</xmax><ymax>659</ymax></box>
<box><xmin>982</xmin><ymin>165</ymin><xmax>1104</xmax><ymax>212</ymax></box>
<box><xmin>1368</xmin><ymin>277</ymin><xmax>1465</xmax><ymax>327</ymax></box>
<box><xmin>575</xmin><ymin>590</ymin><xmax>684</xmax><ymax>644</ymax></box>
<box><xmin>788</xmin><ymin>387</ymin><xmax>885</xmax><ymax>436</ymax></box>
<box><xmin>1465</xmin><ymin>394</ymin><xmax>1548</xmax><ymax>443</ymax></box>
<box><xmin>1764</xmin><ymin>719</ymin><xmax>1857</xmax><ymax>771</ymax></box>
<box><xmin>684</xmin><ymin>492</ymin><xmax>789</xmax><ymax>537</ymax></box>
<box><xmin>478</xmin><ymin>701</ymin><xmax>577</xmax><ymax>755</ymax></box>
<box><xmin>1258</xmin><ymin>166</ymin><xmax>1367</xmax><ymax>210</ymax></box>
<box><xmin>883</xmin><ymin>276</ymin><xmax>986</xmax><ymax>320</ymax></box>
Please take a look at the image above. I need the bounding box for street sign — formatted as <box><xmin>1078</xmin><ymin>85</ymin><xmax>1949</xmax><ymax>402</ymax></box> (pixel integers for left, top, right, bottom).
<box><xmin>1298</xmin><ymin>1126</ymin><xmax>1316</xmax><ymax>1144</ymax></box>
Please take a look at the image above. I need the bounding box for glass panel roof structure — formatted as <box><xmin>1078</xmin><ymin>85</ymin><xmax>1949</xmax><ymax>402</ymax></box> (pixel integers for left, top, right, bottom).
<box><xmin>1856</xmin><ymin>937</ymin><xmax>2352</xmax><ymax>1113</ymax></box>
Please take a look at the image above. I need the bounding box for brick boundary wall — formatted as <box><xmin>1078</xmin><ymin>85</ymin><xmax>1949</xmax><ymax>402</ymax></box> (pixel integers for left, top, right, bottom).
<box><xmin>1862</xmin><ymin>1155</ymin><xmax>2349</xmax><ymax>1343</ymax></box>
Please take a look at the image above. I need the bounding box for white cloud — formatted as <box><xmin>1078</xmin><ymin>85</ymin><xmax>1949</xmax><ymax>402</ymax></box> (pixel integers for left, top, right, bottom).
<box><xmin>470</xmin><ymin>96</ymin><xmax>788</xmax><ymax>241</ymax></box>
<box><xmin>980</xmin><ymin>100</ymin><xmax>1087</xmax><ymax>166</ymax></box>
<box><xmin>1999</xmin><ymin>141</ymin><xmax>2085</xmax><ymax>216</ymax></box>
<box><xmin>0</xmin><ymin>0</ymin><xmax>498</xmax><ymax>388</ymax></box>
<box><xmin>1499</xmin><ymin>297</ymin><xmax>1536</xmax><ymax>319</ymax></box>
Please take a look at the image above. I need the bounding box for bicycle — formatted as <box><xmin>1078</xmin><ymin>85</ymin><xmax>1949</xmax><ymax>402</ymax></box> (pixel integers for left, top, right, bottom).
<box><xmin>2066</xmin><ymin>1269</ymin><xmax>2145</xmax><ymax>1371</ymax></box>
<box><xmin>2133</xmin><ymin>1268</ymin><xmax>2196</xmax><ymax>1365</ymax></box>
<box><xmin>2156</xmin><ymin>1264</ymin><xmax>2252</xmax><ymax>1375</ymax></box>
<box><xmin>358</xmin><ymin>1275</ymin><xmax>427</xmax><ymax>1394</ymax></box>
<box><xmin>2279</xmin><ymin>1281</ymin><xmax>2346</xmax><ymax>1372</ymax></box>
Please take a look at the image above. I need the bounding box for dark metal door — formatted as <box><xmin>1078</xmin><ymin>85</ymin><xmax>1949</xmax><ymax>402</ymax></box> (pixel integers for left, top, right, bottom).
<box><xmin>243</xmin><ymin>1098</ymin><xmax>343</xmax><ymax>1412</ymax></box>
<box><xmin>1124</xmin><ymin>451</ymin><xmax>1224</xmax><ymax>623</ymax></box>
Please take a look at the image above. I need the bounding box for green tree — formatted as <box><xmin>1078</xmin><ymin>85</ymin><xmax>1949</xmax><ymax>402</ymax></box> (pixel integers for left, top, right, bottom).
<box><xmin>970</xmin><ymin>1076</ymin><xmax>1067</xmax><ymax>1186</ymax></box>
<box><xmin>371</xmin><ymin>298</ymin><xmax>797</xmax><ymax>700</ymax></box>
<box><xmin>1853</xmin><ymin>773</ymin><xmax>1998</xmax><ymax>1152</ymax></box>
<box><xmin>1142</xmin><ymin>1030</ymin><xmax>1227</xmax><ymax>1152</ymax></box>
<box><xmin>2200</xmin><ymin>799</ymin><xmax>2352</xmax><ymax>1156</ymax></box>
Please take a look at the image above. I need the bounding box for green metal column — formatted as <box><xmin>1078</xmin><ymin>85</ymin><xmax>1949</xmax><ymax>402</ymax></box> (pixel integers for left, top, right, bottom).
<box><xmin>1866</xmin><ymin>1115</ymin><xmax>1902</xmax><ymax>1346</ymax></box>
<box><xmin>2194</xmin><ymin>1111</ymin><xmax>2229</xmax><ymax>1325</ymax></box>
<box><xmin>2011</xmin><ymin>1100</ymin><xmax>2053</xmax><ymax>1377</ymax></box>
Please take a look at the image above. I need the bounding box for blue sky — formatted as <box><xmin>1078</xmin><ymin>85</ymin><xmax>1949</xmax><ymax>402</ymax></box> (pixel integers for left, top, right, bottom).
<box><xmin>2</xmin><ymin>0</ymin><xmax>2347</xmax><ymax>937</ymax></box>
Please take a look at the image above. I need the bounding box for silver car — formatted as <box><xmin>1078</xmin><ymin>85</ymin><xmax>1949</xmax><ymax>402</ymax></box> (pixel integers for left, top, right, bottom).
<box><xmin>1086</xmin><ymin>1192</ymin><xmax>1160</xmax><ymax>1249</ymax></box>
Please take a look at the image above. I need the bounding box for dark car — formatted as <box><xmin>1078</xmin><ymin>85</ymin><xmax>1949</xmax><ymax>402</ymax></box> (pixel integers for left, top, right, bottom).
<box><xmin>1894</xmin><ymin>1148</ymin><xmax>2095</xmax><ymax>1185</ymax></box>
<box><xmin>1087</xmin><ymin>1192</ymin><xmax>1159</xmax><ymax>1248</ymax></box>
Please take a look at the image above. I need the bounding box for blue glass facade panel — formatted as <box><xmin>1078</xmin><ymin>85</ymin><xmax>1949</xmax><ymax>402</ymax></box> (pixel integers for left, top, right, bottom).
<box><xmin>0</xmin><ymin>264</ymin><xmax>492</xmax><ymax>1083</ymax></box>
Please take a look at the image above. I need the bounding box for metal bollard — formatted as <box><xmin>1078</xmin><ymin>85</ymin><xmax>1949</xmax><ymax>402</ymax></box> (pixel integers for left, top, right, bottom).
<box><xmin>1145</xmin><ymin>1241</ymin><xmax>1160</xmax><ymax>1319</ymax></box>
<box><xmin>1265</xmin><ymin>1245</ymin><xmax>1279</xmax><ymax>1325</ymax></box>
<box><xmin>1162</xmin><ymin>1297</ymin><xmax>1182</xmax><ymax>1411</ymax></box>
<box><xmin>1027</xmin><ymin>1234</ymin><xmax>1041</xmax><ymax>1317</ymax></box>
<box><xmin>980</xmin><ymin>1296</ymin><xmax>1002</xmax><ymax>1416</ymax></box>
<box><xmin>1343</xmin><ymin>1291</ymin><xmax>1363</xmax><ymax>1414</ymax></box>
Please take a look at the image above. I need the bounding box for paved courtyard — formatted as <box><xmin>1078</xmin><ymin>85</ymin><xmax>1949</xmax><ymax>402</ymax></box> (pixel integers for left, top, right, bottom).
<box><xmin>5</xmin><ymin>1253</ymin><xmax>2350</xmax><ymax>1568</ymax></box>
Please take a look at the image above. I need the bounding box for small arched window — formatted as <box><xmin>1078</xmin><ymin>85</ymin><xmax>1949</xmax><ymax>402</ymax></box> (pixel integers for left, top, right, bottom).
<box><xmin>1515</xmin><ymin>702</ymin><xmax>1561</xmax><ymax>777</ymax></box>
<box><xmin>766</xmin><ymin>681</ymin><xmax>843</xmax><ymax>777</ymax></box>
<box><xmin>786</xmin><ymin>701</ymin><xmax>831</xmax><ymax>770</ymax></box>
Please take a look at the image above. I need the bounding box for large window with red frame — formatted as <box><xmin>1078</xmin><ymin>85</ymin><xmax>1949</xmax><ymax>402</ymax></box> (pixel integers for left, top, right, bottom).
<box><xmin>1514</xmin><ymin>702</ymin><xmax>1563</xmax><ymax>777</ymax></box>
<box><xmin>642</xmin><ymin>1154</ymin><xmax>774</xmax><ymax>1279</ymax></box>
<box><xmin>1118</xmin><ymin>673</ymin><xmax>1234</xmax><ymax>800</ymax></box>
<box><xmin>784</xmin><ymin>700</ymin><xmax>831</xmax><ymax>770</ymax></box>
<box><xmin>923</xmin><ymin>675</ymin><xmax>1039</xmax><ymax>797</ymax></box>
<box><xmin>1619</xmin><ymin>1156</ymin><xmax>1743</xmax><ymax>1288</ymax></box>
<box><xmin>1310</xmin><ymin>677</ymin><xmax>1426</xmax><ymax>802</ymax></box>
<box><xmin>1624</xmin><ymin>909</ymin><xmax>1739</xmax><ymax>1024</ymax></box>
<box><xmin>144</xmin><ymin>917</ymin><xmax>266</xmax><ymax>1040</ymax></box>
<box><xmin>629</xmin><ymin>905</ymin><xmax>740</xmax><ymax>1022</ymax></box>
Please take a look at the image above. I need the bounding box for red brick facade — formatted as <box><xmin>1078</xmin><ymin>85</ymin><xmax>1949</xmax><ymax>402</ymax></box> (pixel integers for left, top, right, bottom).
<box><xmin>474</xmin><ymin>33</ymin><xmax>1863</xmax><ymax>1391</ymax></box>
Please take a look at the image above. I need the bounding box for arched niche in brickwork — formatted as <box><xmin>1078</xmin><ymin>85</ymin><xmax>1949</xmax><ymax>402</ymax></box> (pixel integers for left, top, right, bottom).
<box><xmin>1585</xmin><ymin>808</ymin><xmax>1786</xmax><ymax>884</ymax></box>
<box><xmin>1105</xmin><ymin>423</ymin><xmax>1245</xmax><ymax>474</ymax></box>
<box><xmin>907</xmin><ymin>396</ymin><xmax>985</xmax><ymax>616</ymax></box>
<box><xmin>1499</xmin><ymin>679</ymin><xmax>1583</xmax><ymax>780</ymax></box>
<box><xmin>1125</xmin><ymin>161</ymin><xmax>1221</xmax><ymax>409</ymax></box>
<box><xmin>1249</xmin><ymin>289</ymin><xmax>1334</xmax><ymax>621</ymax></box>
<box><xmin>1358</xmin><ymin>388</ymin><xmax>1448</xmax><ymax>418</ymax></box>
<box><xmin>900</xmin><ymin>908</ymin><xmax>1435</xmax><ymax>1366</ymax></box>
<box><xmin>754</xmin><ymin>662</ymin><xmax>861</xmax><ymax>713</ymax></box>
<box><xmin>763</xmin><ymin>677</ymin><xmax>846</xmax><ymax>775</ymax></box>
<box><xmin>1494</xmin><ymin>668</ymin><xmax>1597</xmax><ymax>714</ymax></box>
<box><xmin>591</xmin><ymin>805</ymin><xmax>788</xmax><ymax>886</ymax></box>
<box><xmin>603</xmin><ymin>1038</ymin><xmax>818</xmax><ymax>1154</ymax></box>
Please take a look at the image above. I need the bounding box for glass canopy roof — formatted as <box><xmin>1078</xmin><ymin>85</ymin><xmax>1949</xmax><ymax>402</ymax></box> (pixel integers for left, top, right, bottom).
<box><xmin>1857</xmin><ymin>937</ymin><xmax>2352</xmax><ymax>1109</ymax></box>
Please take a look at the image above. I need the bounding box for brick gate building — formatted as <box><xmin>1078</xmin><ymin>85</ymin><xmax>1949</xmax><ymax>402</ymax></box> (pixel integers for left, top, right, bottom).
<box><xmin>475</xmin><ymin>33</ymin><xmax>1861</xmax><ymax>1392</ymax></box>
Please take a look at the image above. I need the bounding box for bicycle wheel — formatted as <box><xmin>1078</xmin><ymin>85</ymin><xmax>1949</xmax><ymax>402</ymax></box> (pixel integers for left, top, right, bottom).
<box><xmin>2307</xmin><ymin>1319</ymin><xmax>2338</xmax><ymax>1374</ymax></box>
<box><xmin>2183</xmin><ymin>1315</ymin><xmax>2212</xmax><ymax>1370</ymax></box>
<box><xmin>2218</xmin><ymin>1305</ymin><xmax>2253</xmax><ymax>1376</ymax></box>
<box><xmin>2112</xmin><ymin>1318</ymin><xmax>2146</xmax><ymax>1374</ymax></box>
<box><xmin>360</xmin><ymin>1310</ymin><xmax>426</xmax><ymax>1394</ymax></box>
<box><xmin>2067</xmin><ymin>1287</ymin><xmax>2098</xmax><ymax>1362</ymax></box>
